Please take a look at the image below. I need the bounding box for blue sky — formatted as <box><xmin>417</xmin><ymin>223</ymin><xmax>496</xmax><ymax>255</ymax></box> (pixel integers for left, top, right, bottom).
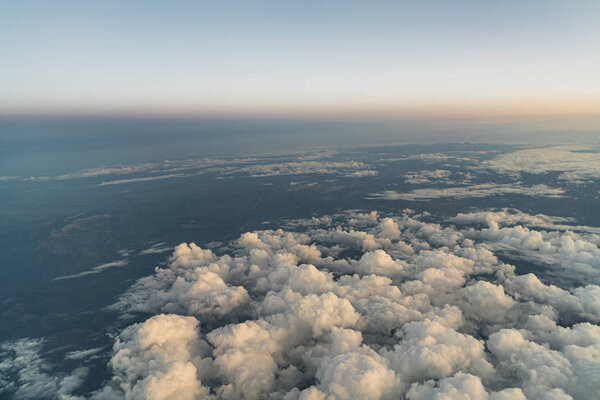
<box><xmin>1</xmin><ymin>0</ymin><xmax>599</xmax><ymax>116</ymax></box>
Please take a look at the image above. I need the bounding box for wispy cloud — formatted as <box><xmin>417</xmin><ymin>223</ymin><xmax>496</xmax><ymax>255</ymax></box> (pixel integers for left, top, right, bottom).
<box><xmin>53</xmin><ymin>259</ymin><xmax>129</xmax><ymax>280</ymax></box>
<box><xmin>139</xmin><ymin>242</ymin><xmax>172</xmax><ymax>255</ymax></box>
<box><xmin>367</xmin><ymin>183</ymin><xmax>565</xmax><ymax>201</ymax></box>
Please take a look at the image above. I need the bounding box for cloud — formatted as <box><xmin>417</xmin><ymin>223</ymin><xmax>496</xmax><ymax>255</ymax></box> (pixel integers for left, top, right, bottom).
<box><xmin>22</xmin><ymin>151</ymin><xmax>378</xmax><ymax>186</ymax></box>
<box><xmin>56</xmin><ymin>164</ymin><xmax>161</xmax><ymax>180</ymax></box>
<box><xmin>406</xmin><ymin>373</ymin><xmax>488</xmax><ymax>400</ymax></box>
<box><xmin>367</xmin><ymin>183</ymin><xmax>565</xmax><ymax>201</ymax></box>
<box><xmin>450</xmin><ymin>208</ymin><xmax>600</xmax><ymax>234</ymax></box>
<box><xmin>103</xmin><ymin>314</ymin><xmax>211</xmax><ymax>400</ymax></box>
<box><xmin>355</xmin><ymin>250</ymin><xmax>405</xmax><ymax>277</ymax></box>
<box><xmin>342</xmin><ymin>170</ymin><xmax>379</xmax><ymax>178</ymax></box>
<box><xmin>54</xmin><ymin>259</ymin><xmax>129</xmax><ymax>280</ymax></box>
<box><xmin>0</xmin><ymin>338</ymin><xmax>89</xmax><ymax>400</ymax></box>
<box><xmin>8</xmin><ymin>208</ymin><xmax>600</xmax><ymax>399</ymax></box>
<box><xmin>311</xmin><ymin>350</ymin><xmax>400</xmax><ymax>400</ymax></box>
<box><xmin>65</xmin><ymin>347</ymin><xmax>105</xmax><ymax>360</ymax></box>
<box><xmin>406</xmin><ymin>373</ymin><xmax>526</xmax><ymax>400</ymax></box>
<box><xmin>451</xmin><ymin>211</ymin><xmax>600</xmax><ymax>285</ymax></box>
<box><xmin>26</xmin><ymin>150</ymin><xmax>376</xmax><ymax>186</ymax></box>
<box><xmin>487</xmin><ymin>329</ymin><xmax>574</xmax><ymax>398</ymax></box>
<box><xmin>232</xmin><ymin>161</ymin><xmax>374</xmax><ymax>178</ymax></box>
<box><xmin>459</xmin><ymin>281</ymin><xmax>515</xmax><ymax>323</ymax></box>
<box><xmin>382</xmin><ymin>319</ymin><xmax>493</xmax><ymax>383</ymax></box>
<box><xmin>97</xmin><ymin>173</ymin><xmax>194</xmax><ymax>186</ymax></box>
<box><xmin>481</xmin><ymin>145</ymin><xmax>600</xmax><ymax>184</ymax></box>
<box><xmin>94</xmin><ymin>160</ymin><xmax>376</xmax><ymax>185</ymax></box>
<box><xmin>139</xmin><ymin>242</ymin><xmax>172</xmax><ymax>255</ymax></box>
<box><xmin>384</xmin><ymin>154</ymin><xmax>452</xmax><ymax>162</ymax></box>
<box><xmin>43</xmin><ymin>158</ymin><xmax>258</xmax><ymax>182</ymax></box>
<box><xmin>107</xmin><ymin>209</ymin><xmax>600</xmax><ymax>398</ymax></box>
<box><xmin>403</xmin><ymin>169</ymin><xmax>451</xmax><ymax>184</ymax></box>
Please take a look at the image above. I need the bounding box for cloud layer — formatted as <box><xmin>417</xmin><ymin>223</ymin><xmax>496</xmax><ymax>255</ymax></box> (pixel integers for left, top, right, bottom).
<box><xmin>368</xmin><ymin>183</ymin><xmax>564</xmax><ymax>201</ymax></box>
<box><xmin>482</xmin><ymin>146</ymin><xmax>600</xmax><ymax>184</ymax></box>
<box><xmin>90</xmin><ymin>208</ymin><xmax>600</xmax><ymax>399</ymax></box>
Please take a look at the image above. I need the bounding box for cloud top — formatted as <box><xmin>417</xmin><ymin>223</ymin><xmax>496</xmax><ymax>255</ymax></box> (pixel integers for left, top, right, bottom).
<box><xmin>94</xmin><ymin>209</ymin><xmax>600</xmax><ymax>399</ymax></box>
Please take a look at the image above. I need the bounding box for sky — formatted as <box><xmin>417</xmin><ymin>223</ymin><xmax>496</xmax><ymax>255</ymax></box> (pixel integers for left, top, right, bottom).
<box><xmin>1</xmin><ymin>0</ymin><xmax>599</xmax><ymax>117</ymax></box>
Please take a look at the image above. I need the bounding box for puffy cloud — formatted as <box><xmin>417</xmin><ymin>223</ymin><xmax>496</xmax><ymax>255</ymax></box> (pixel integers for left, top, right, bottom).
<box><xmin>508</xmin><ymin>274</ymin><xmax>600</xmax><ymax>323</ymax></box>
<box><xmin>487</xmin><ymin>329</ymin><xmax>573</xmax><ymax>398</ymax></box>
<box><xmin>449</xmin><ymin>209</ymin><xmax>599</xmax><ymax>234</ymax></box>
<box><xmin>355</xmin><ymin>250</ymin><xmax>405</xmax><ymax>277</ymax></box>
<box><xmin>451</xmin><ymin>211</ymin><xmax>600</xmax><ymax>285</ymax></box>
<box><xmin>383</xmin><ymin>319</ymin><xmax>492</xmax><ymax>382</ymax></box>
<box><xmin>406</xmin><ymin>373</ymin><xmax>488</xmax><ymax>400</ymax></box>
<box><xmin>170</xmin><ymin>243</ymin><xmax>217</xmax><ymax>270</ymax></box>
<box><xmin>263</xmin><ymin>291</ymin><xmax>360</xmax><ymax>340</ymax></box>
<box><xmin>111</xmin><ymin>267</ymin><xmax>249</xmax><ymax>320</ymax></box>
<box><xmin>314</xmin><ymin>351</ymin><xmax>399</xmax><ymax>400</ymax></box>
<box><xmin>207</xmin><ymin>321</ymin><xmax>279</xmax><ymax>400</ymax></box>
<box><xmin>328</xmin><ymin>327</ymin><xmax>363</xmax><ymax>355</ymax></box>
<box><xmin>256</xmin><ymin>263</ymin><xmax>335</xmax><ymax>294</ymax></box>
<box><xmin>538</xmin><ymin>389</ymin><xmax>574</xmax><ymax>400</ymax></box>
<box><xmin>129</xmin><ymin>362</ymin><xmax>204</xmax><ymax>400</ymax></box>
<box><xmin>38</xmin><ymin>207</ymin><xmax>598</xmax><ymax>399</ymax></box>
<box><xmin>489</xmin><ymin>388</ymin><xmax>527</xmax><ymax>400</ymax></box>
<box><xmin>108</xmin><ymin>314</ymin><xmax>210</xmax><ymax>400</ymax></box>
<box><xmin>162</xmin><ymin>272</ymin><xmax>249</xmax><ymax>316</ymax></box>
<box><xmin>460</xmin><ymin>281</ymin><xmax>515</xmax><ymax>323</ymax></box>
<box><xmin>376</xmin><ymin>218</ymin><xmax>403</xmax><ymax>241</ymax></box>
<box><xmin>407</xmin><ymin>373</ymin><xmax>527</xmax><ymax>400</ymax></box>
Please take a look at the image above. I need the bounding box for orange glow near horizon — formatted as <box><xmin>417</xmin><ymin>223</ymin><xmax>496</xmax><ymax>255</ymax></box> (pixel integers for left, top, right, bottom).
<box><xmin>2</xmin><ymin>96</ymin><xmax>599</xmax><ymax>121</ymax></box>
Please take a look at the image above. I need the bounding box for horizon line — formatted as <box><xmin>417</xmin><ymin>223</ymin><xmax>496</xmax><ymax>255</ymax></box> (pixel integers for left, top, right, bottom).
<box><xmin>2</xmin><ymin>100</ymin><xmax>600</xmax><ymax>122</ymax></box>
